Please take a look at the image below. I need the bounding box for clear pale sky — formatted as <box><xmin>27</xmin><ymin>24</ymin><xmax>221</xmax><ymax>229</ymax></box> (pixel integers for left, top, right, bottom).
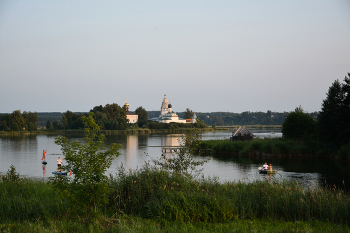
<box><xmin>1</xmin><ymin>0</ymin><xmax>349</xmax><ymax>114</ymax></box>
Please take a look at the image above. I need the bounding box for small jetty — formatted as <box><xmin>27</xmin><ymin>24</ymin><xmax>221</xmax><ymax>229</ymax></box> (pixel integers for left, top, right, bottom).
<box><xmin>162</xmin><ymin>147</ymin><xmax>182</xmax><ymax>153</ymax></box>
<box><xmin>161</xmin><ymin>147</ymin><xmax>211</xmax><ymax>154</ymax></box>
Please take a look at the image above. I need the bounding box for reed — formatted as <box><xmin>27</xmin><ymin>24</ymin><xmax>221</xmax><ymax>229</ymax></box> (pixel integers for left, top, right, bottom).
<box><xmin>1</xmin><ymin>166</ymin><xmax>350</xmax><ymax>231</ymax></box>
<box><xmin>199</xmin><ymin>138</ymin><xmax>350</xmax><ymax>159</ymax></box>
<box><xmin>0</xmin><ymin>178</ymin><xmax>67</xmax><ymax>223</ymax></box>
<box><xmin>108</xmin><ymin>165</ymin><xmax>350</xmax><ymax>225</ymax></box>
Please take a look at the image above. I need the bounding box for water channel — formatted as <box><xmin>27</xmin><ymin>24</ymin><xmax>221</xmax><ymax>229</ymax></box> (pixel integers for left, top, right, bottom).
<box><xmin>1</xmin><ymin>129</ymin><xmax>349</xmax><ymax>191</ymax></box>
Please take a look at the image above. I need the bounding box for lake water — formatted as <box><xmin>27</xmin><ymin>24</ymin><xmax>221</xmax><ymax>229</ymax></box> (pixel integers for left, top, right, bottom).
<box><xmin>1</xmin><ymin>129</ymin><xmax>349</xmax><ymax>191</ymax></box>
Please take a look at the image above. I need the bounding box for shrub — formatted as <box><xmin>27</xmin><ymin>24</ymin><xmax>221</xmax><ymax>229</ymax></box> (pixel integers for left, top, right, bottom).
<box><xmin>52</xmin><ymin>112</ymin><xmax>121</xmax><ymax>220</ymax></box>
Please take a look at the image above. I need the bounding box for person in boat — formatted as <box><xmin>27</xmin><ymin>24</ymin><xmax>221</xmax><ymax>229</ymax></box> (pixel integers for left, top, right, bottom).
<box><xmin>42</xmin><ymin>150</ymin><xmax>47</xmax><ymax>162</ymax></box>
<box><xmin>263</xmin><ymin>162</ymin><xmax>269</xmax><ymax>171</ymax></box>
<box><xmin>57</xmin><ymin>157</ymin><xmax>62</xmax><ymax>170</ymax></box>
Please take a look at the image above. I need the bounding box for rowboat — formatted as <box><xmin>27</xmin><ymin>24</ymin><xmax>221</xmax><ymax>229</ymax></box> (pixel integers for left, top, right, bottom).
<box><xmin>52</xmin><ymin>171</ymin><xmax>67</xmax><ymax>175</ymax></box>
<box><xmin>258</xmin><ymin>167</ymin><xmax>276</xmax><ymax>174</ymax></box>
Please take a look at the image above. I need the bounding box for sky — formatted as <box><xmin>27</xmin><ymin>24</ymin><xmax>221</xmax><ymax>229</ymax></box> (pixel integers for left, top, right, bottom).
<box><xmin>0</xmin><ymin>0</ymin><xmax>349</xmax><ymax>114</ymax></box>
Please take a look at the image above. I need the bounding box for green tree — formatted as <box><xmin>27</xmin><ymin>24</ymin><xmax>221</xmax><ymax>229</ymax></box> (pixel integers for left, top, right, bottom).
<box><xmin>46</xmin><ymin>120</ymin><xmax>51</xmax><ymax>130</ymax></box>
<box><xmin>184</xmin><ymin>108</ymin><xmax>194</xmax><ymax>119</ymax></box>
<box><xmin>62</xmin><ymin>110</ymin><xmax>84</xmax><ymax>129</ymax></box>
<box><xmin>23</xmin><ymin>111</ymin><xmax>38</xmax><ymax>131</ymax></box>
<box><xmin>135</xmin><ymin>106</ymin><xmax>148</xmax><ymax>127</ymax></box>
<box><xmin>61</xmin><ymin>115</ymin><xmax>68</xmax><ymax>130</ymax></box>
<box><xmin>90</xmin><ymin>103</ymin><xmax>127</xmax><ymax>130</ymax></box>
<box><xmin>282</xmin><ymin>106</ymin><xmax>316</xmax><ymax>140</ymax></box>
<box><xmin>93</xmin><ymin>111</ymin><xmax>107</xmax><ymax>129</ymax></box>
<box><xmin>53</xmin><ymin>112</ymin><xmax>121</xmax><ymax>219</ymax></box>
<box><xmin>318</xmin><ymin>74</ymin><xmax>350</xmax><ymax>146</ymax></box>
<box><xmin>52</xmin><ymin>121</ymin><xmax>59</xmax><ymax>130</ymax></box>
<box><xmin>11</xmin><ymin>123</ymin><xmax>20</xmax><ymax>131</ymax></box>
<box><xmin>9</xmin><ymin>110</ymin><xmax>25</xmax><ymax>131</ymax></box>
<box><xmin>27</xmin><ymin>122</ymin><xmax>35</xmax><ymax>131</ymax></box>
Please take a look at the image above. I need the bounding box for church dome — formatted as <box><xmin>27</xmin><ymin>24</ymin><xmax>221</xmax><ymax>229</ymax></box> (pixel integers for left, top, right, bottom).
<box><xmin>168</xmin><ymin>103</ymin><xmax>172</xmax><ymax>108</ymax></box>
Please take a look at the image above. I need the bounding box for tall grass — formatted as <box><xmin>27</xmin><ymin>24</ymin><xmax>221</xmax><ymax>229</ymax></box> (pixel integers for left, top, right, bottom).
<box><xmin>199</xmin><ymin>138</ymin><xmax>350</xmax><ymax>159</ymax></box>
<box><xmin>1</xmin><ymin>165</ymin><xmax>350</xmax><ymax>231</ymax></box>
<box><xmin>109</xmin><ymin>165</ymin><xmax>350</xmax><ymax>225</ymax></box>
<box><xmin>0</xmin><ymin>178</ymin><xmax>67</xmax><ymax>222</ymax></box>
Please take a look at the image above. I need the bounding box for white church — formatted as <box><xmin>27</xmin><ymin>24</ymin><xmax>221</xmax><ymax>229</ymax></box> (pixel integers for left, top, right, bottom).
<box><xmin>152</xmin><ymin>93</ymin><xmax>197</xmax><ymax>124</ymax></box>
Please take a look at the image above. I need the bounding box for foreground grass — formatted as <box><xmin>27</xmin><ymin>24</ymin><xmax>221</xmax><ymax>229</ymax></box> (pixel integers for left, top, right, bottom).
<box><xmin>109</xmin><ymin>166</ymin><xmax>350</xmax><ymax>225</ymax></box>
<box><xmin>199</xmin><ymin>138</ymin><xmax>350</xmax><ymax>160</ymax></box>
<box><xmin>1</xmin><ymin>167</ymin><xmax>350</xmax><ymax>232</ymax></box>
<box><xmin>1</xmin><ymin>217</ymin><xmax>348</xmax><ymax>233</ymax></box>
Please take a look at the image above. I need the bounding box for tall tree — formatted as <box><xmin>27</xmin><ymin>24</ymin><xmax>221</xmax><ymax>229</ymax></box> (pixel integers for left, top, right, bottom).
<box><xmin>0</xmin><ymin>114</ymin><xmax>10</xmax><ymax>131</ymax></box>
<box><xmin>61</xmin><ymin>115</ymin><xmax>68</xmax><ymax>130</ymax></box>
<box><xmin>46</xmin><ymin>120</ymin><xmax>51</xmax><ymax>130</ymax></box>
<box><xmin>90</xmin><ymin>103</ymin><xmax>127</xmax><ymax>130</ymax></box>
<box><xmin>184</xmin><ymin>108</ymin><xmax>194</xmax><ymax>119</ymax></box>
<box><xmin>23</xmin><ymin>111</ymin><xmax>38</xmax><ymax>131</ymax></box>
<box><xmin>62</xmin><ymin>110</ymin><xmax>84</xmax><ymax>129</ymax></box>
<box><xmin>9</xmin><ymin>110</ymin><xmax>25</xmax><ymax>131</ymax></box>
<box><xmin>282</xmin><ymin>106</ymin><xmax>316</xmax><ymax>140</ymax></box>
<box><xmin>317</xmin><ymin>74</ymin><xmax>350</xmax><ymax>146</ymax></box>
<box><xmin>135</xmin><ymin>106</ymin><xmax>148</xmax><ymax>126</ymax></box>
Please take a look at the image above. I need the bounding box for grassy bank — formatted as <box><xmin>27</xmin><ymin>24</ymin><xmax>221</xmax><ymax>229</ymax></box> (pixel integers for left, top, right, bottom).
<box><xmin>1</xmin><ymin>165</ymin><xmax>350</xmax><ymax>232</ymax></box>
<box><xmin>198</xmin><ymin>138</ymin><xmax>350</xmax><ymax>160</ymax></box>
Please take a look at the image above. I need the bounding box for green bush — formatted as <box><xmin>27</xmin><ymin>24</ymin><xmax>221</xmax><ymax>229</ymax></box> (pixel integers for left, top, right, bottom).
<box><xmin>52</xmin><ymin>112</ymin><xmax>121</xmax><ymax>220</ymax></box>
<box><xmin>337</xmin><ymin>143</ymin><xmax>350</xmax><ymax>160</ymax></box>
<box><xmin>1</xmin><ymin>165</ymin><xmax>21</xmax><ymax>182</ymax></box>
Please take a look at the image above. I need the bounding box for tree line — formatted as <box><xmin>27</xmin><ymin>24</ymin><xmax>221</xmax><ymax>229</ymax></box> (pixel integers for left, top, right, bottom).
<box><xmin>0</xmin><ymin>108</ymin><xmax>317</xmax><ymax>131</ymax></box>
<box><xmin>148</xmin><ymin>109</ymin><xmax>301</xmax><ymax>126</ymax></box>
<box><xmin>0</xmin><ymin>111</ymin><xmax>38</xmax><ymax>132</ymax></box>
<box><xmin>282</xmin><ymin>73</ymin><xmax>350</xmax><ymax>150</ymax></box>
<box><xmin>5</xmin><ymin>72</ymin><xmax>348</xmax><ymax>133</ymax></box>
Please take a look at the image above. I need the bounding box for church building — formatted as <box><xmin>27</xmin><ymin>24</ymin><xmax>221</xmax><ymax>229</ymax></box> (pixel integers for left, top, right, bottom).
<box><xmin>152</xmin><ymin>93</ymin><xmax>195</xmax><ymax>123</ymax></box>
<box><xmin>124</xmin><ymin>100</ymin><xmax>138</xmax><ymax>124</ymax></box>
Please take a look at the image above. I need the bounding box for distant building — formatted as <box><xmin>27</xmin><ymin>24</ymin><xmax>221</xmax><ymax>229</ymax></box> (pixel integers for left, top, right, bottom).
<box><xmin>151</xmin><ymin>92</ymin><xmax>195</xmax><ymax>123</ymax></box>
<box><xmin>124</xmin><ymin>100</ymin><xmax>138</xmax><ymax>124</ymax></box>
<box><xmin>192</xmin><ymin>113</ymin><xmax>197</xmax><ymax>123</ymax></box>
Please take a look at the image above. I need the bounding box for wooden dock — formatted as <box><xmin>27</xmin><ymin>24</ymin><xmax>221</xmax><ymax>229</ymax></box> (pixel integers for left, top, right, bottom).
<box><xmin>162</xmin><ymin>147</ymin><xmax>182</xmax><ymax>153</ymax></box>
<box><xmin>160</xmin><ymin>147</ymin><xmax>211</xmax><ymax>154</ymax></box>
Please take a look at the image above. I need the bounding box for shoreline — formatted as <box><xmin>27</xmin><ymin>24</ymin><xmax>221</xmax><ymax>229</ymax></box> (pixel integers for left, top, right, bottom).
<box><xmin>0</xmin><ymin>125</ymin><xmax>282</xmax><ymax>136</ymax></box>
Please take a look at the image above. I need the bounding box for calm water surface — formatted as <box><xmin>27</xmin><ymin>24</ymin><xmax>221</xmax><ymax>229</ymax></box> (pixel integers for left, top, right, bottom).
<box><xmin>1</xmin><ymin>129</ymin><xmax>349</xmax><ymax>191</ymax></box>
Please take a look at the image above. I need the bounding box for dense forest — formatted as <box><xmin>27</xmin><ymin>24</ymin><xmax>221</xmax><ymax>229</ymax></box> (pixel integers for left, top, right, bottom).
<box><xmin>145</xmin><ymin>110</ymin><xmax>318</xmax><ymax>126</ymax></box>
<box><xmin>0</xmin><ymin>109</ymin><xmax>319</xmax><ymax>131</ymax></box>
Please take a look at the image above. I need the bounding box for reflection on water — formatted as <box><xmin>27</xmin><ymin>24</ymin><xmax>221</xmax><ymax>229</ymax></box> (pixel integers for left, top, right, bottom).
<box><xmin>42</xmin><ymin>164</ymin><xmax>46</xmax><ymax>177</ymax></box>
<box><xmin>1</xmin><ymin>130</ymin><xmax>350</xmax><ymax>192</ymax></box>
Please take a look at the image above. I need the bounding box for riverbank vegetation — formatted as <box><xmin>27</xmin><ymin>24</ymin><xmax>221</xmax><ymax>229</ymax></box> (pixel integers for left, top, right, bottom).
<box><xmin>1</xmin><ymin>164</ymin><xmax>350</xmax><ymax>232</ymax></box>
<box><xmin>199</xmin><ymin>138</ymin><xmax>350</xmax><ymax>160</ymax></box>
<box><xmin>1</xmin><ymin>112</ymin><xmax>350</xmax><ymax>232</ymax></box>
<box><xmin>200</xmin><ymin>74</ymin><xmax>350</xmax><ymax>160</ymax></box>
